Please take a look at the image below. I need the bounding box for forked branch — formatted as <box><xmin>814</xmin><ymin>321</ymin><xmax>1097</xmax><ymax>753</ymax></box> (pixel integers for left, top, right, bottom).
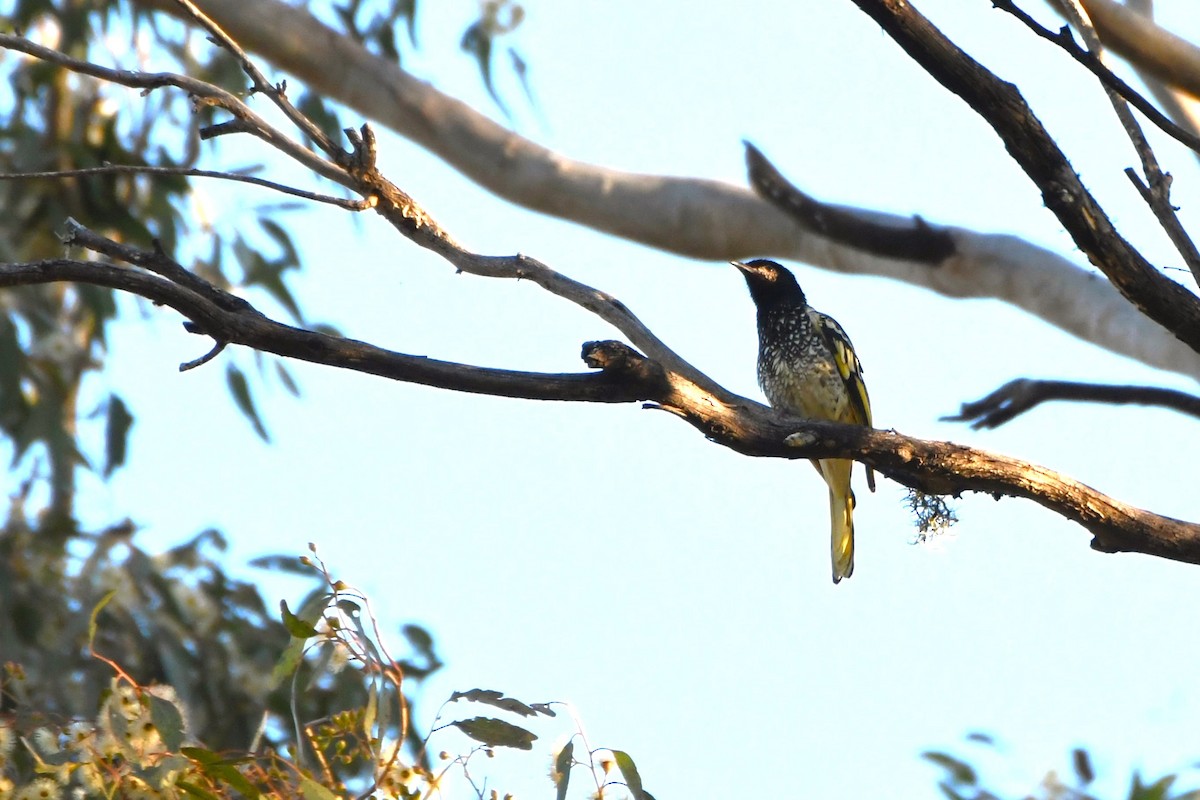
<box><xmin>848</xmin><ymin>0</ymin><xmax>1200</xmax><ymax>354</ymax></box>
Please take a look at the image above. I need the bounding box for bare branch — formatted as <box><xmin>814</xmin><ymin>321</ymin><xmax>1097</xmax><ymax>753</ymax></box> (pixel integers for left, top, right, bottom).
<box><xmin>3</xmin><ymin>232</ymin><xmax>1200</xmax><ymax>567</ymax></box>
<box><xmin>998</xmin><ymin>0</ymin><xmax>1200</xmax><ymax>286</ymax></box>
<box><xmin>1077</xmin><ymin>0</ymin><xmax>1200</xmax><ymax>100</ymax></box>
<box><xmin>1119</xmin><ymin>0</ymin><xmax>1200</xmax><ymax>149</ymax></box>
<box><xmin>848</xmin><ymin>0</ymin><xmax>1200</xmax><ymax>355</ymax></box>
<box><xmin>0</xmin><ymin>164</ymin><xmax>370</xmax><ymax>210</ymax></box>
<box><xmin>168</xmin><ymin>0</ymin><xmax>341</xmax><ymax>157</ymax></box>
<box><xmin>124</xmin><ymin>0</ymin><xmax>1200</xmax><ymax>382</ymax></box>
<box><xmin>332</xmin><ymin>129</ymin><xmax>727</xmax><ymax>397</ymax></box>
<box><xmin>945</xmin><ymin>378</ymin><xmax>1200</xmax><ymax>429</ymax></box>
<box><xmin>0</xmin><ymin>32</ymin><xmax>352</xmax><ymax>189</ymax></box>
<box><xmin>180</xmin><ymin>339</ymin><xmax>228</xmax><ymax>372</ymax></box>
<box><xmin>998</xmin><ymin>1</ymin><xmax>1200</xmax><ymax>155</ymax></box>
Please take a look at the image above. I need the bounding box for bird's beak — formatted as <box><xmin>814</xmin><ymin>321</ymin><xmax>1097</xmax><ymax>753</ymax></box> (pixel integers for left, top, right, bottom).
<box><xmin>730</xmin><ymin>260</ymin><xmax>750</xmax><ymax>272</ymax></box>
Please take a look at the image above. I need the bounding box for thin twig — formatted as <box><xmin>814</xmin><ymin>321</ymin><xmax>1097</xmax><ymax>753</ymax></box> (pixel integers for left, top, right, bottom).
<box><xmin>944</xmin><ymin>377</ymin><xmax>1200</xmax><ymax>428</ymax></box>
<box><xmin>0</xmin><ymin>33</ymin><xmax>352</xmax><ymax>188</ymax></box>
<box><xmin>0</xmin><ymin>164</ymin><xmax>372</xmax><ymax>210</ymax></box>
<box><xmin>179</xmin><ymin>340</ymin><xmax>228</xmax><ymax>372</ymax></box>
<box><xmin>991</xmin><ymin>1</ymin><xmax>1200</xmax><ymax>154</ymax></box>
<box><xmin>169</xmin><ymin>0</ymin><xmax>341</xmax><ymax>158</ymax></box>
<box><xmin>995</xmin><ymin>0</ymin><xmax>1200</xmax><ymax>284</ymax></box>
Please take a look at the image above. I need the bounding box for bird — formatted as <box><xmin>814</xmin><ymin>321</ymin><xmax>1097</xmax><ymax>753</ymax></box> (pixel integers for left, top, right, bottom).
<box><xmin>732</xmin><ymin>258</ymin><xmax>875</xmax><ymax>583</ymax></box>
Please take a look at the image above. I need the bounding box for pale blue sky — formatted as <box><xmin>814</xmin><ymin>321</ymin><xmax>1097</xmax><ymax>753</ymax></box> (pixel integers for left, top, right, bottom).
<box><xmin>60</xmin><ymin>0</ymin><xmax>1200</xmax><ymax>796</ymax></box>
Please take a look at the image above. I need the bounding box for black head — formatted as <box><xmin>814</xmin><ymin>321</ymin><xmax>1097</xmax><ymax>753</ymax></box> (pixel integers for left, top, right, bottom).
<box><xmin>731</xmin><ymin>259</ymin><xmax>806</xmax><ymax>309</ymax></box>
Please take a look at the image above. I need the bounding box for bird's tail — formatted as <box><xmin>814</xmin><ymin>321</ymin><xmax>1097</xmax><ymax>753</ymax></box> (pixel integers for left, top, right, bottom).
<box><xmin>818</xmin><ymin>458</ymin><xmax>856</xmax><ymax>583</ymax></box>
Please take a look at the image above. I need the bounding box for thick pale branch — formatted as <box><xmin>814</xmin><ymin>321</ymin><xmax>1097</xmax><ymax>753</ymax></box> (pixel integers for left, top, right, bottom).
<box><xmin>121</xmin><ymin>0</ymin><xmax>1200</xmax><ymax>381</ymax></box>
<box><xmin>849</xmin><ymin>0</ymin><xmax>1200</xmax><ymax>355</ymax></box>
<box><xmin>1077</xmin><ymin>0</ymin><xmax>1200</xmax><ymax>100</ymax></box>
<box><xmin>4</xmin><ymin>249</ymin><xmax>1199</xmax><ymax>566</ymax></box>
<box><xmin>945</xmin><ymin>378</ymin><xmax>1200</xmax><ymax>428</ymax></box>
<box><xmin>745</xmin><ymin>142</ymin><xmax>956</xmax><ymax>264</ymax></box>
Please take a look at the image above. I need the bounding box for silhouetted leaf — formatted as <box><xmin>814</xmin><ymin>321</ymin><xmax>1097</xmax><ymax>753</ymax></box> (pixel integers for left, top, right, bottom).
<box><xmin>553</xmin><ymin>741</ymin><xmax>573</xmax><ymax>800</ymax></box>
<box><xmin>226</xmin><ymin>363</ymin><xmax>270</xmax><ymax>441</ymax></box>
<box><xmin>274</xmin><ymin>360</ymin><xmax>301</xmax><ymax>397</ymax></box>
<box><xmin>509</xmin><ymin>48</ymin><xmax>536</xmax><ymax>108</ymax></box>
<box><xmin>1074</xmin><ymin>747</ymin><xmax>1095</xmax><ymax>785</ymax></box>
<box><xmin>296</xmin><ymin>91</ymin><xmax>345</xmax><ymax>150</ymax></box>
<box><xmin>310</xmin><ymin>322</ymin><xmax>344</xmax><ymax>338</ymax></box>
<box><xmin>1130</xmin><ymin>773</ymin><xmax>1175</xmax><ymax>800</ymax></box>
<box><xmin>451</xmin><ymin>717</ymin><xmax>536</xmax><ymax>750</ymax></box>
<box><xmin>397</xmin><ymin>0</ymin><xmax>417</xmax><ymax>46</ymax></box>
<box><xmin>0</xmin><ymin>316</ymin><xmax>27</xmax><ymax>436</ymax></box>
<box><xmin>461</xmin><ymin>22</ymin><xmax>508</xmax><ymax>118</ymax></box>
<box><xmin>450</xmin><ymin>688</ymin><xmax>553</xmax><ymax>718</ymax></box>
<box><xmin>102</xmin><ymin>393</ymin><xmax>133</xmax><ymax>478</ymax></box>
<box><xmin>259</xmin><ymin>218</ymin><xmax>300</xmax><ymax>270</ymax></box>
<box><xmin>250</xmin><ymin>554</ymin><xmax>318</xmax><ymax>575</ymax></box>
<box><xmin>922</xmin><ymin>752</ymin><xmax>977</xmax><ymax>786</ymax></box>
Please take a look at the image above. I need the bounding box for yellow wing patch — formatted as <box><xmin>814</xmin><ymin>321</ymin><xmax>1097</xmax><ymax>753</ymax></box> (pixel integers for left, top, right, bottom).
<box><xmin>812</xmin><ymin>310</ymin><xmax>876</xmax><ymax>492</ymax></box>
<box><xmin>812</xmin><ymin>312</ymin><xmax>872</xmax><ymax>428</ymax></box>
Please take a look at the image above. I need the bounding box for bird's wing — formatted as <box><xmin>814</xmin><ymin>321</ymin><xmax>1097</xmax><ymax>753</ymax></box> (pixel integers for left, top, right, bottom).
<box><xmin>813</xmin><ymin>310</ymin><xmax>877</xmax><ymax>492</ymax></box>
<box><xmin>812</xmin><ymin>311</ymin><xmax>872</xmax><ymax>428</ymax></box>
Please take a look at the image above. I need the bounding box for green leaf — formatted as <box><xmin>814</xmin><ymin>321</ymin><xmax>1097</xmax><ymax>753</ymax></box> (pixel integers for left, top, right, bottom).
<box><xmin>1129</xmin><ymin>773</ymin><xmax>1175</xmax><ymax>800</ymax></box>
<box><xmin>177</xmin><ymin>780</ymin><xmax>221</xmax><ymax>800</ymax></box>
<box><xmin>103</xmin><ymin>393</ymin><xmax>134</xmax><ymax>478</ymax></box>
<box><xmin>451</xmin><ymin>717</ymin><xmax>537</xmax><ymax>751</ymax></box>
<box><xmin>258</xmin><ymin>218</ymin><xmax>300</xmax><ymax>269</ymax></box>
<box><xmin>148</xmin><ymin>693</ymin><xmax>186</xmax><ymax>751</ymax></box>
<box><xmin>612</xmin><ymin>750</ymin><xmax>647</xmax><ymax>800</ymax></box>
<box><xmin>143</xmin><ymin>755</ymin><xmax>191</xmax><ymax>789</ymax></box>
<box><xmin>280</xmin><ymin>599</ymin><xmax>320</xmax><ymax>639</ymax></box>
<box><xmin>181</xmin><ymin>747</ymin><xmax>225</xmax><ymax>766</ymax></box>
<box><xmin>205</xmin><ymin>763</ymin><xmax>261</xmax><ymax>800</ymax></box>
<box><xmin>299</xmin><ymin>777</ymin><xmax>340</xmax><ymax>800</ymax></box>
<box><xmin>450</xmin><ymin>688</ymin><xmax>553</xmax><ymax>718</ymax></box>
<box><xmin>274</xmin><ymin>360</ymin><xmax>301</xmax><ymax>397</ymax></box>
<box><xmin>0</xmin><ymin>315</ymin><xmax>30</xmax><ymax>435</ymax></box>
<box><xmin>553</xmin><ymin>741</ymin><xmax>573</xmax><ymax>800</ymax></box>
<box><xmin>87</xmin><ymin>589</ymin><xmax>119</xmax><ymax>651</ymax></box>
<box><xmin>921</xmin><ymin>752</ymin><xmax>977</xmax><ymax>786</ymax></box>
<box><xmin>249</xmin><ymin>554</ymin><xmax>317</xmax><ymax>575</ymax></box>
<box><xmin>460</xmin><ymin>22</ymin><xmax>508</xmax><ymax>118</ymax></box>
<box><xmin>226</xmin><ymin>363</ymin><xmax>270</xmax><ymax>441</ymax></box>
<box><xmin>363</xmin><ymin>681</ymin><xmax>378</xmax><ymax>739</ymax></box>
